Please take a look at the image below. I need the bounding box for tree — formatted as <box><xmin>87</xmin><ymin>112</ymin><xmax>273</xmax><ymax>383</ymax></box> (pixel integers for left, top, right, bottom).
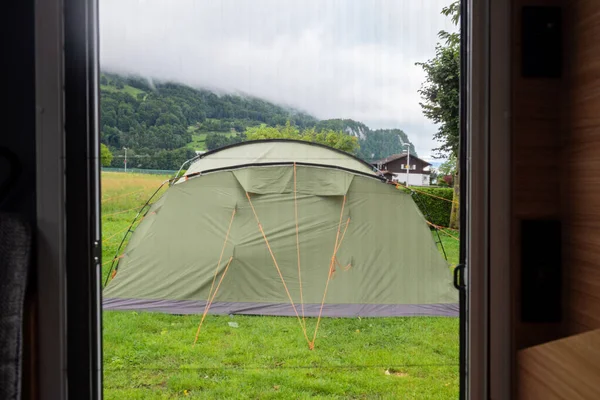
<box><xmin>245</xmin><ymin>122</ymin><xmax>360</xmax><ymax>154</ymax></box>
<box><xmin>439</xmin><ymin>1</ymin><xmax>460</xmax><ymax>46</ymax></box>
<box><xmin>205</xmin><ymin>133</ymin><xmax>231</xmax><ymax>150</ymax></box>
<box><xmin>436</xmin><ymin>156</ymin><xmax>457</xmax><ymax>186</ymax></box>
<box><xmin>416</xmin><ymin>1</ymin><xmax>460</xmax><ymax>228</ymax></box>
<box><xmin>416</xmin><ymin>45</ymin><xmax>459</xmax><ymax>158</ymax></box>
<box><xmin>100</xmin><ymin>143</ymin><xmax>113</xmax><ymax>167</ymax></box>
<box><xmin>429</xmin><ymin>168</ymin><xmax>440</xmax><ymax>185</ymax></box>
<box><xmin>205</xmin><ymin>132</ymin><xmax>245</xmax><ymax>151</ymax></box>
<box><xmin>438</xmin><ymin>156</ymin><xmax>457</xmax><ymax>176</ymax></box>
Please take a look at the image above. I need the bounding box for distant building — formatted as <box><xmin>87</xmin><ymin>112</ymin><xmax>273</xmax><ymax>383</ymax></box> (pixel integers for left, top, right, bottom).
<box><xmin>372</xmin><ymin>153</ymin><xmax>431</xmax><ymax>186</ymax></box>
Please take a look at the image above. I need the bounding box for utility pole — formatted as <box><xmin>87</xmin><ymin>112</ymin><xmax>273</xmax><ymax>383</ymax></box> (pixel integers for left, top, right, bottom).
<box><xmin>404</xmin><ymin>143</ymin><xmax>410</xmax><ymax>187</ymax></box>
<box><xmin>123</xmin><ymin>147</ymin><xmax>128</xmax><ymax>173</ymax></box>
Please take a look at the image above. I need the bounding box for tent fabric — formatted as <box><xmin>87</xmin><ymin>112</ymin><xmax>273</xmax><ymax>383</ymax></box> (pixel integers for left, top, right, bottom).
<box><xmin>232</xmin><ymin>166</ymin><xmax>355</xmax><ymax>196</ymax></box>
<box><xmin>183</xmin><ymin>140</ymin><xmax>377</xmax><ymax>176</ymax></box>
<box><xmin>104</xmin><ymin>159</ymin><xmax>458</xmax><ymax>317</ymax></box>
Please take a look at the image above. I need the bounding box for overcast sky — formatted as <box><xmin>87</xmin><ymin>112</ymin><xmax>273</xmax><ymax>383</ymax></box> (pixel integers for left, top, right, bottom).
<box><xmin>100</xmin><ymin>0</ymin><xmax>455</xmax><ymax>159</ymax></box>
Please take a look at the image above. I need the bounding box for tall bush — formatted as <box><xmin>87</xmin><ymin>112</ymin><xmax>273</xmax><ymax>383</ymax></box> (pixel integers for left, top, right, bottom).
<box><xmin>398</xmin><ymin>186</ymin><xmax>454</xmax><ymax>227</ymax></box>
<box><xmin>100</xmin><ymin>143</ymin><xmax>113</xmax><ymax>167</ymax></box>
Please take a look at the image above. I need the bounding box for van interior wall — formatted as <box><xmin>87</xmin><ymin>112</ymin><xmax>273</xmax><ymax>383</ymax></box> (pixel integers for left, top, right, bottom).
<box><xmin>562</xmin><ymin>0</ymin><xmax>600</xmax><ymax>335</ymax></box>
<box><xmin>511</xmin><ymin>0</ymin><xmax>600</xmax><ymax>338</ymax></box>
<box><xmin>511</xmin><ymin>0</ymin><xmax>600</xmax><ymax>348</ymax></box>
<box><xmin>511</xmin><ymin>0</ymin><xmax>565</xmax><ymax>352</ymax></box>
<box><xmin>513</xmin><ymin>0</ymin><xmax>600</xmax><ymax>398</ymax></box>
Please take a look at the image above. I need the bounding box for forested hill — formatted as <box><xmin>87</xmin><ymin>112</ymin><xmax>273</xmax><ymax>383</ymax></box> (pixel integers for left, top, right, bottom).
<box><xmin>100</xmin><ymin>73</ymin><xmax>417</xmax><ymax>170</ymax></box>
<box><xmin>314</xmin><ymin>119</ymin><xmax>417</xmax><ymax>160</ymax></box>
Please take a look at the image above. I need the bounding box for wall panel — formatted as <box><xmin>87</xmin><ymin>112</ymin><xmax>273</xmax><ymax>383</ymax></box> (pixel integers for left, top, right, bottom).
<box><xmin>564</xmin><ymin>0</ymin><xmax>600</xmax><ymax>335</ymax></box>
<box><xmin>511</xmin><ymin>0</ymin><xmax>565</xmax><ymax>352</ymax></box>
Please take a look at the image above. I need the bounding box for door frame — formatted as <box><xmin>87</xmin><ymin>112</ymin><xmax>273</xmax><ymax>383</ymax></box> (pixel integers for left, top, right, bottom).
<box><xmin>32</xmin><ymin>0</ymin><xmax>514</xmax><ymax>398</ymax></box>
<box><xmin>466</xmin><ymin>0</ymin><xmax>512</xmax><ymax>398</ymax></box>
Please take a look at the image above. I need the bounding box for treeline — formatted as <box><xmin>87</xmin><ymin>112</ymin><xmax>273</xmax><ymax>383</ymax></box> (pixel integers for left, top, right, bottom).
<box><xmin>360</xmin><ymin>129</ymin><xmax>416</xmax><ymax>162</ymax></box>
<box><xmin>205</xmin><ymin>132</ymin><xmax>245</xmax><ymax>151</ymax></box>
<box><xmin>245</xmin><ymin>122</ymin><xmax>359</xmax><ymax>153</ymax></box>
<box><xmin>313</xmin><ymin>119</ymin><xmax>417</xmax><ymax>161</ymax></box>
<box><xmin>100</xmin><ymin>73</ymin><xmax>317</xmax><ymax>169</ymax></box>
<box><xmin>109</xmin><ymin>147</ymin><xmax>198</xmax><ymax>171</ymax></box>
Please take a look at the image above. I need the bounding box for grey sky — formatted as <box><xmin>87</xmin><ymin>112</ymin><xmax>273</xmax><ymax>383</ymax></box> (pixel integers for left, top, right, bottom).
<box><xmin>100</xmin><ymin>0</ymin><xmax>455</xmax><ymax>159</ymax></box>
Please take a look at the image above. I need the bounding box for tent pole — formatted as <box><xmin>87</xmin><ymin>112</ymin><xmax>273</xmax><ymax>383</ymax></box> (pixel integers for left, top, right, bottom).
<box><xmin>172</xmin><ymin>155</ymin><xmax>201</xmax><ymax>185</ymax></box>
<box><xmin>436</xmin><ymin>228</ymin><xmax>448</xmax><ymax>261</ymax></box>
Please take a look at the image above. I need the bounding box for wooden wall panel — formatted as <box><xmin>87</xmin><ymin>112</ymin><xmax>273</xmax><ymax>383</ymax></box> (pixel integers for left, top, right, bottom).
<box><xmin>564</xmin><ymin>0</ymin><xmax>600</xmax><ymax>335</ymax></box>
<box><xmin>518</xmin><ymin>329</ymin><xmax>600</xmax><ymax>400</ymax></box>
<box><xmin>511</xmin><ymin>0</ymin><xmax>600</xmax><ymax>349</ymax></box>
<box><xmin>511</xmin><ymin>0</ymin><xmax>565</xmax><ymax>352</ymax></box>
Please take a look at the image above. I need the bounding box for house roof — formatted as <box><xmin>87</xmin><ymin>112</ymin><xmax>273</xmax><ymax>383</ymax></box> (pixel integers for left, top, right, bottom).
<box><xmin>371</xmin><ymin>152</ymin><xmax>432</xmax><ymax>166</ymax></box>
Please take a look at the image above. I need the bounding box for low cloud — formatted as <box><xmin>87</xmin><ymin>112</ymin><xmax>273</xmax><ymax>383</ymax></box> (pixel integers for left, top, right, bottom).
<box><xmin>100</xmin><ymin>0</ymin><xmax>454</xmax><ymax>157</ymax></box>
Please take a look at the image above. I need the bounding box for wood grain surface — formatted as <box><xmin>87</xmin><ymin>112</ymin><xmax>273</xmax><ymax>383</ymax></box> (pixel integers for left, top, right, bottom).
<box><xmin>518</xmin><ymin>329</ymin><xmax>600</xmax><ymax>399</ymax></box>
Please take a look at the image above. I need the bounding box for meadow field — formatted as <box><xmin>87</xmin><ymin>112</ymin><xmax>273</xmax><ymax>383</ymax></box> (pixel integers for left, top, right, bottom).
<box><xmin>101</xmin><ymin>172</ymin><xmax>460</xmax><ymax>399</ymax></box>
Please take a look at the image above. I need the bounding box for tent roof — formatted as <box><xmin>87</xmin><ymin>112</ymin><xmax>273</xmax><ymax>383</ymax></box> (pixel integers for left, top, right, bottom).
<box><xmin>184</xmin><ymin>139</ymin><xmax>378</xmax><ymax>176</ymax></box>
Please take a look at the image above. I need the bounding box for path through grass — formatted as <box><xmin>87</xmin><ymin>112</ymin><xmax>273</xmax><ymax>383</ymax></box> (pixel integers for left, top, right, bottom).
<box><xmin>101</xmin><ymin>172</ymin><xmax>460</xmax><ymax>399</ymax></box>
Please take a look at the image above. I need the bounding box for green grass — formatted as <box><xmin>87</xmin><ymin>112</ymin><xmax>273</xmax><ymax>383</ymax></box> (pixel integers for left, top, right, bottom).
<box><xmin>104</xmin><ymin>313</ymin><xmax>458</xmax><ymax>399</ymax></box>
<box><xmin>101</xmin><ymin>84</ymin><xmax>147</xmax><ymax>99</ymax></box>
<box><xmin>101</xmin><ymin>172</ymin><xmax>460</xmax><ymax>399</ymax></box>
<box><xmin>186</xmin><ymin>132</ymin><xmax>208</xmax><ymax>151</ymax></box>
<box><xmin>185</xmin><ymin>131</ymin><xmax>237</xmax><ymax>151</ymax></box>
<box><xmin>435</xmin><ymin>231</ymin><xmax>459</xmax><ymax>268</ymax></box>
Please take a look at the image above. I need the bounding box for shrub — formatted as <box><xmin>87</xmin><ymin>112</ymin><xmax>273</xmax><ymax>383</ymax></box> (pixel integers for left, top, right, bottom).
<box><xmin>398</xmin><ymin>186</ymin><xmax>454</xmax><ymax>227</ymax></box>
<box><xmin>100</xmin><ymin>143</ymin><xmax>113</xmax><ymax>167</ymax></box>
<box><xmin>174</xmin><ymin>169</ymin><xmax>187</xmax><ymax>179</ymax></box>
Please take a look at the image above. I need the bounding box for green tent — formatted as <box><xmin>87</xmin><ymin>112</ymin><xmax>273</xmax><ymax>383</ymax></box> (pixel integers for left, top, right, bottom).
<box><xmin>103</xmin><ymin>140</ymin><xmax>458</xmax><ymax>317</ymax></box>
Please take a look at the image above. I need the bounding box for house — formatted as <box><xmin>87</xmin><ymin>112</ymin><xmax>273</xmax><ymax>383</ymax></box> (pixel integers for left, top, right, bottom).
<box><xmin>371</xmin><ymin>152</ymin><xmax>431</xmax><ymax>186</ymax></box>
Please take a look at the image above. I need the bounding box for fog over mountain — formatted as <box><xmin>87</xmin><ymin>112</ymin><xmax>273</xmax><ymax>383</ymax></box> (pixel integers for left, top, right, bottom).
<box><xmin>100</xmin><ymin>0</ymin><xmax>455</xmax><ymax>158</ymax></box>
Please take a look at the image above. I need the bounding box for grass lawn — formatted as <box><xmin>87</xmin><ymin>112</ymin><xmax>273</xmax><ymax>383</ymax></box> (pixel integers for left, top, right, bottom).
<box><xmin>434</xmin><ymin>230</ymin><xmax>459</xmax><ymax>269</ymax></box>
<box><xmin>101</xmin><ymin>84</ymin><xmax>147</xmax><ymax>99</ymax></box>
<box><xmin>185</xmin><ymin>131</ymin><xmax>238</xmax><ymax>151</ymax></box>
<box><xmin>101</xmin><ymin>172</ymin><xmax>460</xmax><ymax>399</ymax></box>
<box><xmin>186</xmin><ymin>132</ymin><xmax>208</xmax><ymax>151</ymax></box>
